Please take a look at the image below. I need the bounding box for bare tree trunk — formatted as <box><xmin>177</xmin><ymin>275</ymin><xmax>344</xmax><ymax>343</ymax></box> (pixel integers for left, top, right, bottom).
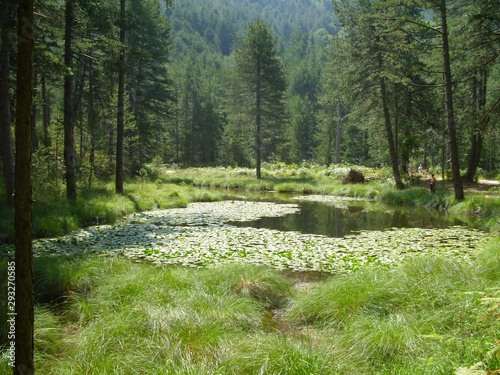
<box><xmin>380</xmin><ymin>76</ymin><xmax>404</xmax><ymax>190</ymax></box>
<box><xmin>116</xmin><ymin>0</ymin><xmax>125</xmax><ymax>193</ymax></box>
<box><xmin>255</xmin><ymin>78</ymin><xmax>262</xmax><ymax>179</ymax></box>
<box><xmin>325</xmin><ymin>121</ymin><xmax>333</xmax><ymax>166</ymax></box>
<box><xmin>64</xmin><ymin>0</ymin><xmax>77</xmax><ymax>200</ymax></box>
<box><xmin>464</xmin><ymin>69</ymin><xmax>486</xmax><ymax>183</ymax></box>
<box><xmin>31</xmin><ymin>70</ymin><xmax>38</xmax><ymax>150</ymax></box>
<box><xmin>41</xmin><ymin>73</ymin><xmax>51</xmax><ymax>149</ymax></box>
<box><xmin>14</xmin><ymin>0</ymin><xmax>34</xmax><ymax>373</ymax></box>
<box><xmin>440</xmin><ymin>0</ymin><xmax>464</xmax><ymax>200</ymax></box>
<box><xmin>335</xmin><ymin>98</ymin><xmax>341</xmax><ymax>165</ymax></box>
<box><xmin>0</xmin><ymin>0</ymin><xmax>14</xmax><ymax>206</ymax></box>
<box><xmin>88</xmin><ymin>61</ymin><xmax>95</xmax><ymax>189</ymax></box>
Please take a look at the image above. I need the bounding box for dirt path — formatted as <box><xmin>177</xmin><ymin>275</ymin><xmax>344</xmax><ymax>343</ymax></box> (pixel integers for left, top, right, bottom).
<box><xmin>463</xmin><ymin>180</ymin><xmax>499</xmax><ymax>197</ymax></box>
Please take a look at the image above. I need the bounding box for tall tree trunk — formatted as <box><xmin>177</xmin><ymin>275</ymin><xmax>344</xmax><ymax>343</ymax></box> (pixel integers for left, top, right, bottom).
<box><xmin>15</xmin><ymin>0</ymin><xmax>34</xmax><ymax>373</ymax></box>
<box><xmin>0</xmin><ymin>0</ymin><xmax>14</xmax><ymax>206</ymax></box>
<box><xmin>174</xmin><ymin>85</ymin><xmax>180</xmax><ymax>162</ymax></box>
<box><xmin>325</xmin><ymin>123</ymin><xmax>332</xmax><ymax>166</ymax></box>
<box><xmin>464</xmin><ymin>74</ymin><xmax>478</xmax><ymax>183</ymax></box>
<box><xmin>375</xmin><ymin>41</ymin><xmax>404</xmax><ymax>189</ymax></box>
<box><xmin>464</xmin><ymin>69</ymin><xmax>486</xmax><ymax>183</ymax></box>
<box><xmin>31</xmin><ymin>70</ymin><xmax>38</xmax><ymax>150</ymax></box>
<box><xmin>64</xmin><ymin>0</ymin><xmax>77</xmax><ymax>200</ymax></box>
<box><xmin>380</xmin><ymin>76</ymin><xmax>404</xmax><ymax>190</ymax></box>
<box><xmin>116</xmin><ymin>0</ymin><xmax>125</xmax><ymax>194</ymax></box>
<box><xmin>335</xmin><ymin>98</ymin><xmax>341</xmax><ymax>165</ymax></box>
<box><xmin>88</xmin><ymin>62</ymin><xmax>95</xmax><ymax>189</ymax></box>
<box><xmin>41</xmin><ymin>73</ymin><xmax>51</xmax><ymax>149</ymax></box>
<box><xmin>255</xmin><ymin>78</ymin><xmax>262</xmax><ymax>179</ymax></box>
<box><xmin>440</xmin><ymin>0</ymin><xmax>464</xmax><ymax>200</ymax></box>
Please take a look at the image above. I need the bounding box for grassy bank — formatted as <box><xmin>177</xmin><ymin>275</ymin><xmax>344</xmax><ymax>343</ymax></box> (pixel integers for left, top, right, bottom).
<box><xmin>1</xmin><ymin>163</ymin><xmax>498</xmax><ymax>242</ymax></box>
<box><xmin>1</xmin><ymin>236</ymin><xmax>499</xmax><ymax>374</ymax></box>
<box><xmin>0</xmin><ymin>163</ymin><xmax>499</xmax><ymax>374</ymax></box>
<box><xmin>0</xmin><ymin>180</ymin><xmax>224</xmax><ymax>243</ymax></box>
<box><xmin>162</xmin><ymin>164</ymin><xmax>500</xmax><ymax>231</ymax></box>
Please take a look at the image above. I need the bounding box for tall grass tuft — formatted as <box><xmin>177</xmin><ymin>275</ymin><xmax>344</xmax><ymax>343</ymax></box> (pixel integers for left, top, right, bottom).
<box><xmin>340</xmin><ymin>313</ymin><xmax>429</xmax><ymax>364</ymax></box>
<box><xmin>223</xmin><ymin>333</ymin><xmax>338</xmax><ymax>374</ymax></box>
<box><xmin>286</xmin><ymin>251</ymin><xmax>500</xmax><ymax>373</ymax></box>
<box><xmin>288</xmin><ymin>256</ymin><xmax>481</xmax><ymax>326</ymax></box>
<box><xmin>46</xmin><ymin>258</ymin><xmax>274</xmax><ymax>374</ymax></box>
<box><xmin>475</xmin><ymin>236</ymin><xmax>500</xmax><ymax>281</ymax></box>
<box><xmin>450</xmin><ymin>195</ymin><xmax>500</xmax><ymax>231</ymax></box>
<box><xmin>202</xmin><ymin>263</ymin><xmax>294</xmax><ymax>309</ymax></box>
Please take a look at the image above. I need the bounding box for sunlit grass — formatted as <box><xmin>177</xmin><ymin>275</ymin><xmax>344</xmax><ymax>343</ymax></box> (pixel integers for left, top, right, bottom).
<box><xmin>286</xmin><ymin>241</ymin><xmax>500</xmax><ymax>373</ymax></box>
<box><xmin>16</xmin><ymin>258</ymin><xmax>291</xmax><ymax>374</ymax></box>
<box><xmin>1</xmin><ymin>163</ymin><xmax>498</xmax><ymax>242</ymax></box>
<box><xmin>0</xmin><ymin>180</ymin><xmax>226</xmax><ymax>240</ymax></box>
<box><xmin>1</xmin><ymin>238</ymin><xmax>499</xmax><ymax>374</ymax></box>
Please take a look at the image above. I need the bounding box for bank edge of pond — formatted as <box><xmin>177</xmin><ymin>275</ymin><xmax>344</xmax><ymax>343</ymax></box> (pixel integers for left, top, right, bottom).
<box><xmin>1</xmin><ymin>200</ymin><xmax>493</xmax><ymax>280</ymax></box>
<box><xmin>0</xmin><ymin>175</ymin><xmax>498</xmax><ymax>246</ymax></box>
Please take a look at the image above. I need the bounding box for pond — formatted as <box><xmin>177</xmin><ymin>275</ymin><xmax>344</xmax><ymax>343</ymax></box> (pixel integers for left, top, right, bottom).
<box><xmin>5</xmin><ymin>194</ymin><xmax>487</xmax><ymax>275</ymax></box>
<box><xmin>229</xmin><ymin>195</ymin><xmax>464</xmax><ymax>238</ymax></box>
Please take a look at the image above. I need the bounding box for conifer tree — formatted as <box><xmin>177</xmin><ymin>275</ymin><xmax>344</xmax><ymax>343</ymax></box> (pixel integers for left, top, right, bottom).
<box><xmin>15</xmin><ymin>0</ymin><xmax>34</xmax><ymax>372</ymax></box>
<box><xmin>0</xmin><ymin>0</ymin><xmax>14</xmax><ymax>206</ymax></box>
<box><xmin>233</xmin><ymin>19</ymin><xmax>286</xmax><ymax>179</ymax></box>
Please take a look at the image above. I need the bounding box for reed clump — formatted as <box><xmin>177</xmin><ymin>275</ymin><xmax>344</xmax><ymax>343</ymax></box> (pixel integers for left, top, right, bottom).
<box><xmin>1</xmin><ymin>239</ymin><xmax>499</xmax><ymax>374</ymax></box>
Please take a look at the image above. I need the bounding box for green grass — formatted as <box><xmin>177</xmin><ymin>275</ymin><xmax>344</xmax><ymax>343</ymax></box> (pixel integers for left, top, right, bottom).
<box><xmin>0</xmin><ymin>180</ymin><xmax>226</xmax><ymax>242</ymax></box>
<box><xmin>1</xmin><ymin>164</ymin><xmax>498</xmax><ymax>242</ymax></box>
<box><xmin>1</xmin><ymin>237</ymin><xmax>499</xmax><ymax>374</ymax></box>
<box><xmin>286</xmin><ymin>237</ymin><xmax>500</xmax><ymax>373</ymax></box>
<box><xmin>1</xmin><ymin>257</ymin><xmax>296</xmax><ymax>374</ymax></box>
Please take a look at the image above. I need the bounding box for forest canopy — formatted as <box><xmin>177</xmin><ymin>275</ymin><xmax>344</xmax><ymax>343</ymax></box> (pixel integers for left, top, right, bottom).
<box><xmin>0</xmin><ymin>0</ymin><xmax>499</xmax><ymax>201</ymax></box>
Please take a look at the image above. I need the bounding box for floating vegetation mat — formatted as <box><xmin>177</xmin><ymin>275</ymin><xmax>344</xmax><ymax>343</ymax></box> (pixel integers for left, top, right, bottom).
<box><xmin>1</xmin><ymin>201</ymin><xmax>491</xmax><ymax>273</ymax></box>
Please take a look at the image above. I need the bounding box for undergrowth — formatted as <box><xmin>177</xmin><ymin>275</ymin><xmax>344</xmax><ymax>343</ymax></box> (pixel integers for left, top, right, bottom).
<box><xmin>1</xmin><ymin>237</ymin><xmax>499</xmax><ymax>374</ymax></box>
<box><xmin>1</xmin><ymin>164</ymin><xmax>498</xmax><ymax>242</ymax></box>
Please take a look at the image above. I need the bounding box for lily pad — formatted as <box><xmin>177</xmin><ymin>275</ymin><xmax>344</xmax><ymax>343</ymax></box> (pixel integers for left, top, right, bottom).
<box><xmin>1</xmin><ymin>201</ymin><xmax>491</xmax><ymax>274</ymax></box>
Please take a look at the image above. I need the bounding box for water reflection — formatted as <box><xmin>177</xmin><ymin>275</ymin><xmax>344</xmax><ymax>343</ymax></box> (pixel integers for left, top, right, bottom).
<box><xmin>229</xmin><ymin>200</ymin><xmax>463</xmax><ymax>238</ymax></box>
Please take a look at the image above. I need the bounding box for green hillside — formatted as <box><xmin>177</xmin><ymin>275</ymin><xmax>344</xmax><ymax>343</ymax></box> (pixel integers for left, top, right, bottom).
<box><xmin>167</xmin><ymin>0</ymin><xmax>337</xmax><ymax>57</ymax></box>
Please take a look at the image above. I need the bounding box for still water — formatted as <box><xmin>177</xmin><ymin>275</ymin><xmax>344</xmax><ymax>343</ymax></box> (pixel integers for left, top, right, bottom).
<box><xmin>229</xmin><ymin>199</ymin><xmax>464</xmax><ymax>238</ymax></box>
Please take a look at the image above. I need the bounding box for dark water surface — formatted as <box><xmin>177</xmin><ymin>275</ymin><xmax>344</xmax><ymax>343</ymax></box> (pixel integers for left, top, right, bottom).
<box><xmin>229</xmin><ymin>199</ymin><xmax>464</xmax><ymax>238</ymax></box>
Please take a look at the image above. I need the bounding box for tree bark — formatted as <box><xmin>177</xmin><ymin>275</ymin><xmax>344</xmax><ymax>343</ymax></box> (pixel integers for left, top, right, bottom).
<box><xmin>255</xmin><ymin>77</ymin><xmax>262</xmax><ymax>179</ymax></box>
<box><xmin>88</xmin><ymin>61</ymin><xmax>95</xmax><ymax>189</ymax></box>
<box><xmin>464</xmin><ymin>70</ymin><xmax>486</xmax><ymax>183</ymax></box>
<box><xmin>116</xmin><ymin>0</ymin><xmax>125</xmax><ymax>193</ymax></box>
<box><xmin>0</xmin><ymin>0</ymin><xmax>14</xmax><ymax>206</ymax></box>
<box><xmin>15</xmin><ymin>0</ymin><xmax>35</xmax><ymax>373</ymax></box>
<box><xmin>335</xmin><ymin>98</ymin><xmax>341</xmax><ymax>165</ymax></box>
<box><xmin>64</xmin><ymin>0</ymin><xmax>77</xmax><ymax>200</ymax></box>
<box><xmin>380</xmin><ymin>76</ymin><xmax>404</xmax><ymax>190</ymax></box>
<box><xmin>440</xmin><ymin>0</ymin><xmax>464</xmax><ymax>200</ymax></box>
<box><xmin>31</xmin><ymin>71</ymin><xmax>38</xmax><ymax>150</ymax></box>
<box><xmin>41</xmin><ymin>73</ymin><xmax>51</xmax><ymax>149</ymax></box>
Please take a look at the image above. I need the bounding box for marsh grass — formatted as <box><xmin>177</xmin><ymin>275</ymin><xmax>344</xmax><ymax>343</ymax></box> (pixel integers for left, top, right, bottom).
<box><xmin>5</xmin><ymin>257</ymin><xmax>296</xmax><ymax>374</ymax></box>
<box><xmin>202</xmin><ymin>263</ymin><xmax>294</xmax><ymax>308</ymax></box>
<box><xmin>2</xmin><ymin>164</ymin><xmax>498</xmax><ymax>242</ymax></box>
<box><xmin>287</xmin><ymin>240</ymin><xmax>500</xmax><ymax>373</ymax></box>
<box><xmin>2</xmin><ymin>239</ymin><xmax>499</xmax><ymax>374</ymax></box>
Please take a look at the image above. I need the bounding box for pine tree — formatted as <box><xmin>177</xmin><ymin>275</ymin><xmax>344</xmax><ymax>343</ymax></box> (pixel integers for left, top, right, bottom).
<box><xmin>63</xmin><ymin>0</ymin><xmax>77</xmax><ymax>200</ymax></box>
<box><xmin>15</xmin><ymin>0</ymin><xmax>35</xmax><ymax>372</ymax></box>
<box><xmin>233</xmin><ymin>19</ymin><xmax>286</xmax><ymax>179</ymax></box>
<box><xmin>0</xmin><ymin>0</ymin><xmax>14</xmax><ymax>206</ymax></box>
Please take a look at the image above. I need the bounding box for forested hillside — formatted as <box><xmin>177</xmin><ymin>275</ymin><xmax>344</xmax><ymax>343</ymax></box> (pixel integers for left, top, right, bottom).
<box><xmin>167</xmin><ymin>0</ymin><xmax>336</xmax><ymax>57</ymax></box>
<box><xmin>0</xmin><ymin>0</ymin><xmax>499</xmax><ymax>204</ymax></box>
<box><xmin>1</xmin><ymin>1</ymin><xmax>499</xmax><ymax>372</ymax></box>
